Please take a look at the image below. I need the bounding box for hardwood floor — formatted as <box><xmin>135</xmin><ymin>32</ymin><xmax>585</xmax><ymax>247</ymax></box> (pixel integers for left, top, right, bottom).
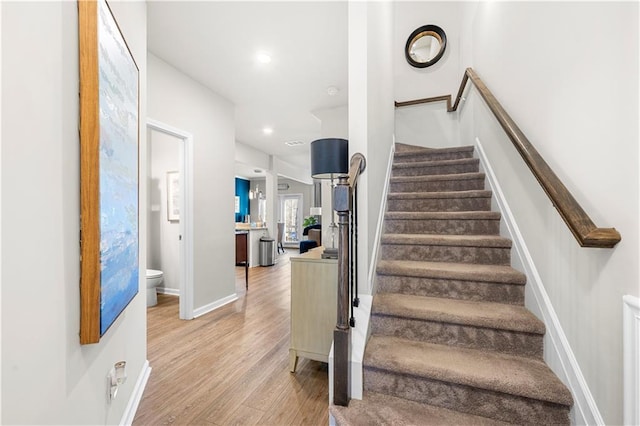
<box><xmin>134</xmin><ymin>251</ymin><xmax>330</xmax><ymax>425</ymax></box>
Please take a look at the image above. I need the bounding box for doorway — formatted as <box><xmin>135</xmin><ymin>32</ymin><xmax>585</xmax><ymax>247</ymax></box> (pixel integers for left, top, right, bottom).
<box><xmin>279</xmin><ymin>193</ymin><xmax>303</xmax><ymax>246</ymax></box>
<box><xmin>146</xmin><ymin>119</ymin><xmax>194</xmax><ymax>320</ymax></box>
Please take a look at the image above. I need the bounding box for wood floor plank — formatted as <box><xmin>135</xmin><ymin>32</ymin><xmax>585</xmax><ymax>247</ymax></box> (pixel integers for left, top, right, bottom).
<box><xmin>218</xmin><ymin>404</ymin><xmax>266</xmax><ymax>426</ymax></box>
<box><xmin>133</xmin><ymin>251</ymin><xmax>329</xmax><ymax>426</ymax></box>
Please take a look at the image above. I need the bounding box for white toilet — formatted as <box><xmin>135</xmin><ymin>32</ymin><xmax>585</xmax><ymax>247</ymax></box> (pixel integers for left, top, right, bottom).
<box><xmin>146</xmin><ymin>269</ymin><xmax>164</xmax><ymax>307</ymax></box>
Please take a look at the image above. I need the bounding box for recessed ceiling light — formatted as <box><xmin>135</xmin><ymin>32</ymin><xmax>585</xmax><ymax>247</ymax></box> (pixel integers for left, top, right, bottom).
<box><xmin>327</xmin><ymin>86</ymin><xmax>339</xmax><ymax>96</ymax></box>
<box><xmin>285</xmin><ymin>140</ymin><xmax>304</xmax><ymax>147</ymax></box>
<box><xmin>256</xmin><ymin>52</ymin><xmax>272</xmax><ymax>64</ymax></box>
<box><xmin>263</xmin><ymin>127</ymin><xmax>273</xmax><ymax>135</ymax></box>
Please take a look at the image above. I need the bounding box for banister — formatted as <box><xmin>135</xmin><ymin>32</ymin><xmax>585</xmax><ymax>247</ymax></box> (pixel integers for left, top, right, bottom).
<box><xmin>395</xmin><ymin>95</ymin><xmax>453</xmax><ymax>111</ymax></box>
<box><xmin>395</xmin><ymin>67</ymin><xmax>621</xmax><ymax>248</ymax></box>
<box><xmin>347</xmin><ymin>153</ymin><xmax>367</xmax><ymax>188</ymax></box>
<box><xmin>333</xmin><ymin>153</ymin><xmax>366</xmax><ymax>407</ymax></box>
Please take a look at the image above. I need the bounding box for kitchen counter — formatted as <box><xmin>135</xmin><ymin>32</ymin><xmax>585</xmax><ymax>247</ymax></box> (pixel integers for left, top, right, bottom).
<box><xmin>235</xmin><ymin>227</ymin><xmax>269</xmax><ymax>267</ymax></box>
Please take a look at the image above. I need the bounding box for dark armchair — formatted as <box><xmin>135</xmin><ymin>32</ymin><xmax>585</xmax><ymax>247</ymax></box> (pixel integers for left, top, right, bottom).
<box><xmin>300</xmin><ymin>224</ymin><xmax>322</xmax><ymax>254</ymax></box>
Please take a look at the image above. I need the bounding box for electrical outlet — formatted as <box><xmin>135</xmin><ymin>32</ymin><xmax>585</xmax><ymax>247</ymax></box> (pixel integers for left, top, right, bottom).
<box><xmin>108</xmin><ymin>361</ymin><xmax>127</xmax><ymax>401</ymax></box>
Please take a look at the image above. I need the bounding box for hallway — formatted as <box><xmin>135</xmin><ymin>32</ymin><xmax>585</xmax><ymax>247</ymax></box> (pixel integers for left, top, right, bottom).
<box><xmin>134</xmin><ymin>252</ymin><xmax>329</xmax><ymax>425</ymax></box>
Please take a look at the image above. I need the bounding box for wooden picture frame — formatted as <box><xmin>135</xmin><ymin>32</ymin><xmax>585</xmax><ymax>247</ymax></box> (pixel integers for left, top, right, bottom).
<box><xmin>79</xmin><ymin>0</ymin><xmax>140</xmax><ymax>344</ymax></box>
<box><xmin>167</xmin><ymin>171</ymin><xmax>180</xmax><ymax>221</ymax></box>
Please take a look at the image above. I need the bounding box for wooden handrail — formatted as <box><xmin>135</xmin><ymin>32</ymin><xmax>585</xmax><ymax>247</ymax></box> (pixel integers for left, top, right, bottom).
<box><xmin>395</xmin><ymin>67</ymin><xmax>621</xmax><ymax>248</ymax></box>
<box><xmin>395</xmin><ymin>95</ymin><xmax>453</xmax><ymax>111</ymax></box>
<box><xmin>347</xmin><ymin>153</ymin><xmax>366</xmax><ymax>188</ymax></box>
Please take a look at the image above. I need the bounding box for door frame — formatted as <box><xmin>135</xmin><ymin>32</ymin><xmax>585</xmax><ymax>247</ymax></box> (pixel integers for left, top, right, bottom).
<box><xmin>147</xmin><ymin>118</ymin><xmax>194</xmax><ymax>320</ymax></box>
<box><xmin>279</xmin><ymin>193</ymin><xmax>304</xmax><ymax>245</ymax></box>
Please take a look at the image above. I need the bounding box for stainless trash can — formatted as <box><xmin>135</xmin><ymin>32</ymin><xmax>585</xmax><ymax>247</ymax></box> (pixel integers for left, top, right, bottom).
<box><xmin>259</xmin><ymin>237</ymin><xmax>275</xmax><ymax>266</ymax></box>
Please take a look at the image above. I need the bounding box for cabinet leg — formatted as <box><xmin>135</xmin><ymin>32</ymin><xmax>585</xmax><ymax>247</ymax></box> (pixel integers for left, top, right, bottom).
<box><xmin>289</xmin><ymin>349</ymin><xmax>298</xmax><ymax>373</ymax></box>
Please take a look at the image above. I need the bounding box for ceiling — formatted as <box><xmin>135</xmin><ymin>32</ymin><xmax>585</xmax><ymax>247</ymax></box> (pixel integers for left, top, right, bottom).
<box><xmin>147</xmin><ymin>1</ymin><xmax>349</xmax><ymax>180</ymax></box>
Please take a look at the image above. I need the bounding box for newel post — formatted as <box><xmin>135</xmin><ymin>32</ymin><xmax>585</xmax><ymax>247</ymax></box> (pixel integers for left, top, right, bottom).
<box><xmin>333</xmin><ymin>175</ymin><xmax>351</xmax><ymax>406</ymax></box>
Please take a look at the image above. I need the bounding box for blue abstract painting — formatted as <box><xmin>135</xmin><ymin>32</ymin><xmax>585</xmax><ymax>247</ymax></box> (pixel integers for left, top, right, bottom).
<box><xmin>97</xmin><ymin>0</ymin><xmax>139</xmax><ymax>336</ymax></box>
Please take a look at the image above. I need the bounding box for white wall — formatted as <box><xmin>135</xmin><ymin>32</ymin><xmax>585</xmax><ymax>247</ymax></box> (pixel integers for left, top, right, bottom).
<box><xmin>148</xmin><ymin>130</ymin><xmax>180</xmax><ymax>292</ymax></box>
<box><xmin>393</xmin><ymin>2</ymin><xmax>465</xmax><ymax>149</ymax></box>
<box><xmin>459</xmin><ymin>2</ymin><xmax>639</xmax><ymax>424</ymax></box>
<box><xmin>236</xmin><ymin>141</ymin><xmax>270</xmax><ymax>173</ymax></box>
<box><xmin>349</xmin><ymin>1</ymin><xmax>395</xmax><ymax>295</ymax></box>
<box><xmin>394</xmin><ymin>2</ymin><xmax>464</xmax><ymax>102</ymax></box>
<box><xmin>394</xmin><ymin>102</ymin><xmax>458</xmax><ymax>148</ymax></box>
<box><xmin>1</xmin><ymin>2</ymin><xmax>147</xmax><ymax>424</ymax></box>
<box><xmin>274</xmin><ymin>157</ymin><xmax>313</xmax><ymax>185</ymax></box>
<box><xmin>147</xmin><ymin>54</ymin><xmax>236</xmax><ymax>311</ymax></box>
<box><xmin>314</xmin><ymin>105</ymin><xmax>349</xmax><ymax>139</ymax></box>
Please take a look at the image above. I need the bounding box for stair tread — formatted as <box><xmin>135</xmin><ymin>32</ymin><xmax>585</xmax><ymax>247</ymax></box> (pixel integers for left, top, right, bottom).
<box><xmin>395</xmin><ymin>144</ymin><xmax>474</xmax><ymax>156</ymax></box>
<box><xmin>382</xmin><ymin>233</ymin><xmax>512</xmax><ymax>248</ymax></box>
<box><xmin>388</xmin><ymin>189</ymin><xmax>492</xmax><ymax>200</ymax></box>
<box><xmin>393</xmin><ymin>157</ymin><xmax>479</xmax><ymax>169</ymax></box>
<box><xmin>385</xmin><ymin>211</ymin><xmax>501</xmax><ymax>219</ymax></box>
<box><xmin>372</xmin><ymin>293</ymin><xmax>544</xmax><ymax>334</ymax></box>
<box><xmin>377</xmin><ymin>259</ymin><xmax>526</xmax><ymax>285</ymax></box>
<box><xmin>394</xmin><ymin>142</ymin><xmax>435</xmax><ymax>153</ymax></box>
<box><xmin>391</xmin><ymin>172</ymin><xmax>485</xmax><ymax>182</ymax></box>
<box><xmin>331</xmin><ymin>391</ymin><xmax>509</xmax><ymax>426</ymax></box>
<box><xmin>365</xmin><ymin>336</ymin><xmax>573</xmax><ymax>406</ymax></box>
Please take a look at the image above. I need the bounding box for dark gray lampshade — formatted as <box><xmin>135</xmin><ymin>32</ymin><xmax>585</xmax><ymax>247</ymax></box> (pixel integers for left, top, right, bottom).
<box><xmin>310</xmin><ymin>138</ymin><xmax>349</xmax><ymax>179</ymax></box>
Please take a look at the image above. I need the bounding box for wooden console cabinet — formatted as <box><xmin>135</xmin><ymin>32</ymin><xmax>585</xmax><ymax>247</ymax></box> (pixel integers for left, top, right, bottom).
<box><xmin>289</xmin><ymin>247</ymin><xmax>337</xmax><ymax>372</ymax></box>
<box><xmin>235</xmin><ymin>231</ymin><xmax>248</xmax><ymax>289</ymax></box>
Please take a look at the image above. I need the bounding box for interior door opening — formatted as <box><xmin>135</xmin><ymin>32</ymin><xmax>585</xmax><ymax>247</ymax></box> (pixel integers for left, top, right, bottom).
<box><xmin>279</xmin><ymin>193</ymin><xmax>303</xmax><ymax>247</ymax></box>
<box><xmin>146</xmin><ymin>119</ymin><xmax>194</xmax><ymax>320</ymax></box>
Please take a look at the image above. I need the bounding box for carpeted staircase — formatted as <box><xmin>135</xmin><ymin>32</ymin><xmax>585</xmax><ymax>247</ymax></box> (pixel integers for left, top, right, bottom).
<box><xmin>331</xmin><ymin>143</ymin><xmax>573</xmax><ymax>425</ymax></box>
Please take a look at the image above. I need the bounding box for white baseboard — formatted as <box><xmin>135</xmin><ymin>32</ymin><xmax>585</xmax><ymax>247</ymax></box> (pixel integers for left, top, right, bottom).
<box><xmin>193</xmin><ymin>293</ymin><xmax>238</xmax><ymax>318</ymax></box>
<box><xmin>157</xmin><ymin>287</ymin><xmax>180</xmax><ymax>296</ymax></box>
<box><xmin>329</xmin><ymin>412</ymin><xmax>336</xmax><ymax>426</ymax></box>
<box><xmin>475</xmin><ymin>137</ymin><xmax>603</xmax><ymax>425</ymax></box>
<box><xmin>623</xmin><ymin>295</ymin><xmax>640</xmax><ymax>425</ymax></box>
<box><xmin>119</xmin><ymin>360</ymin><xmax>151</xmax><ymax>426</ymax></box>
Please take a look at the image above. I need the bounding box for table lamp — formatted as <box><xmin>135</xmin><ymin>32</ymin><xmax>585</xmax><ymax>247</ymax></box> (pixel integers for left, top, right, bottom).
<box><xmin>310</xmin><ymin>138</ymin><xmax>348</xmax><ymax>259</ymax></box>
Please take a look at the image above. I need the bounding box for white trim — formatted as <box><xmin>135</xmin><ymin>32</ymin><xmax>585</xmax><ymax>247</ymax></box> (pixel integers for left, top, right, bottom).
<box><xmin>156</xmin><ymin>287</ymin><xmax>180</xmax><ymax>297</ymax></box>
<box><xmin>146</xmin><ymin>118</ymin><xmax>194</xmax><ymax>320</ymax></box>
<box><xmin>193</xmin><ymin>293</ymin><xmax>238</xmax><ymax>318</ymax></box>
<box><xmin>329</xmin><ymin>413</ymin><xmax>336</xmax><ymax>426</ymax></box>
<box><xmin>367</xmin><ymin>142</ymin><xmax>395</xmax><ymax>295</ymax></box>
<box><xmin>119</xmin><ymin>360</ymin><xmax>151</xmax><ymax>426</ymax></box>
<box><xmin>349</xmin><ymin>294</ymin><xmax>372</xmax><ymax>400</ymax></box>
<box><xmin>0</xmin><ymin>2</ymin><xmax>3</xmax><ymax>420</ymax></box>
<box><xmin>475</xmin><ymin>137</ymin><xmax>604</xmax><ymax>426</ymax></box>
<box><xmin>623</xmin><ymin>295</ymin><xmax>640</xmax><ymax>426</ymax></box>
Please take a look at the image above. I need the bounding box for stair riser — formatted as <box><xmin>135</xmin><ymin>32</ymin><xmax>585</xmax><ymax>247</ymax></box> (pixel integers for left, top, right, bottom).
<box><xmin>387</xmin><ymin>197</ymin><xmax>491</xmax><ymax>212</ymax></box>
<box><xmin>371</xmin><ymin>315</ymin><xmax>543</xmax><ymax>359</ymax></box>
<box><xmin>390</xmin><ymin>178</ymin><xmax>485</xmax><ymax>193</ymax></box>
<box><xmin>376</xmin><ymin>275</ymin><xmax>525</xmax><ymax>305</ymax></box>
<box><xmin>392</xmin><ymin>162</ymin><xmax>479</xmax><ymax>177</ymax></box>
<box><xmin>384</xmin><ymin>219</ymin><xmax>500</xmax><ymax>235</ymax></box>
<box><xmin>394</xmin><ymin>150</ymin><xmax>474</xmax><ymax>163</ymax></box>
<box><xmin>380</xmin><ymin>244</ymin><xmax>511</xmax><ymax>265</ymax></box>
<box><xmin>364</xmin><ymin>369</ymin><xmax>570</xmax><ymax>425</ymax></box>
